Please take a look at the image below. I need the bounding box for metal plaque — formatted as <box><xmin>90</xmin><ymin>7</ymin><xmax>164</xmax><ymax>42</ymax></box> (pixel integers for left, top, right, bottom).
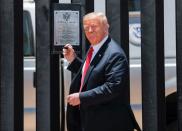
<box><xmin>54</xmin><ymin>10</ymin><xmax>80</xmax><ymax>46</ymax></box>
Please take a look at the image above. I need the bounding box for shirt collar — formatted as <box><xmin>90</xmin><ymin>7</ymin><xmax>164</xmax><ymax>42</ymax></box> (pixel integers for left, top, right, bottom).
<box><xmin>92</xmin><ymin>35</ymin><xmax>108</xmax><ymax>55</ymax></box>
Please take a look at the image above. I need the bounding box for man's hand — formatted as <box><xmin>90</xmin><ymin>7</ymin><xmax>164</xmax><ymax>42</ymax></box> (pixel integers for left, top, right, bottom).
<box><xmin>67</xmin><ymin>93</ymin><xmax>80</xmax><ymax>106</ymax></box>
<box><xmin>62</xmin><ymin>44</ymin><xmax>76</xmax><ymax>63</ymax></box>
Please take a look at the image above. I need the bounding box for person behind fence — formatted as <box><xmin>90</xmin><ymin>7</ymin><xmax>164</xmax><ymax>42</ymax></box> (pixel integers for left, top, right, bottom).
<box><xmin>63</xmin><ymin>12</ymin><xmax>141</xmax><ymax>131</ymax></box>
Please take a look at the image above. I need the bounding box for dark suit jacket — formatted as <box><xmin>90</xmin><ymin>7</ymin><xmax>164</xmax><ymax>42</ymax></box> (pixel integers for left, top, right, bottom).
<box><xmin>66</xmin><ymin>37</ymin><xmax>141</xmax><ymax>131</ymax></box>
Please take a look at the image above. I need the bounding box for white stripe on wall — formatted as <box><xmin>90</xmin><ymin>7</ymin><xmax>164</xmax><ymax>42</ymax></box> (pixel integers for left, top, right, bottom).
<box><xmin>130</xmin><ymin>63</ymin><xmax>176</xmax><ymax>68</ymax></box>
<box><xmin>59</xmin><ymin>0</ymin><xmax>71</xmax><ymax>3</ymax></box>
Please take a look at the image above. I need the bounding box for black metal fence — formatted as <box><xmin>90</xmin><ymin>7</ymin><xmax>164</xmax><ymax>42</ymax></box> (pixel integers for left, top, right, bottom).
<box><xmin>141</xmin><ymin>1</ymin><xmax>166</xmax><ymax>131</ymax></box>
<box><xmin>176</xmin><ymin>0</ymin><xmax>182</xmax><ymax>130</ymax></box>
<box><xmin>0</xmin><ymin>0</ymin><xmax>23</xmax><ymax>130</ymax></box>
<box><xmin>0</xmin><ymin>0</ymin><xmax>181</xmax><ymax>131</ymax></box>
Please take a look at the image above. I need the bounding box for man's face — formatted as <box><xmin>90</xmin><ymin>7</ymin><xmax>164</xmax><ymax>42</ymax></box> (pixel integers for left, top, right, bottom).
<box><xmin>83</xmin><ymin>17</ymin><xmax>107</xmax><ymax>45</ymax></box>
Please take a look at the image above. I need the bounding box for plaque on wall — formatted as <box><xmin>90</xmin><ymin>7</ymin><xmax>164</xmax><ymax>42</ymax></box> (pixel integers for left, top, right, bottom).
<box><xmin>52</xmin><ymin>4</ymin><xmax>81</xmax><ymax>54</ymax></box>
<box><xmin>54</xmin><ymin>11</ymin><xmax>80</xmax><ymax>46</ymax></box>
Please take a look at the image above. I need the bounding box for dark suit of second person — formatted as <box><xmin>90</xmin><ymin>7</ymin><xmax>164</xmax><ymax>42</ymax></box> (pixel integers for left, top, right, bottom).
<box><xmin>63</xmin><ymin>12</ymin><xmax>141</xmax><ymax>131</ymax></box>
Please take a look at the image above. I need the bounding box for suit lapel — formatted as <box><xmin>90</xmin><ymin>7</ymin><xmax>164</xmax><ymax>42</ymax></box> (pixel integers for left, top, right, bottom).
<box><xmin>82</xmin><ymin>37</ymin><xmax>111</xmax><ymax>89</ymax></box>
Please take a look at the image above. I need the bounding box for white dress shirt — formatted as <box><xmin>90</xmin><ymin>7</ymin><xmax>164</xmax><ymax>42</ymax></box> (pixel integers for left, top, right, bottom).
<box><xmin>82</xmin><ymin>35</ymin><xmax>108</xmax><ymax>73</ymax></box>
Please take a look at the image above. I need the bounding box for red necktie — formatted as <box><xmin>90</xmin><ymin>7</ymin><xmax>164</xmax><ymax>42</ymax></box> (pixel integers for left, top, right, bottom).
<box><xmin>79</xmin><ymin>47</ymin><xmax>94</xmax><ymax>92</ymax></box>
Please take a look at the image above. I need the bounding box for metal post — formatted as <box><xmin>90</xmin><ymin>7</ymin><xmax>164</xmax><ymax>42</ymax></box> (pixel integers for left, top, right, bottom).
<box><xmin>106</xmin><ymin>0</ymin><xmax>129</xmax><ymax>62</ymax></box>
<box><xmin>176</xmin><ymin>0</ymin><xmax>182</xmax><ymax>130</ymax></box>
<box><xmin>106</xmin><ymin>0</ymin><xmax>121</xmax><ymax>45</ymax></box>
<box><xmin>36</xmin><ymin>0</ymin><xmax>61</xmax><ymax>130</ymax></box>
<box><xmin>50</xmin><ymin>1</ymin><xmax>60</xmax><ymax>131</ymax></box>
<box><xmin>0</xmin><ymin>0</ymin><xmax>23</xmax><ymax>130</ymax></box>
<box><xmin>120</xmin><ymin>0</ymin><xmax>129</xmax><ymax>59</ymax></box>
<box><xmin>141</xmin><ymin>0</ymin><xmax>166</xmax><ymax>131</ymax></box>
<box><xmin>36</xmin><ymin>0</ymin><xmax>51</xmax><ymax>130</ymax></box>
<box><xmin>60</xmin><ymin>59</ymin><xmax>65</xmax><ymax>131</ymax></box>
<box><xmin>85</xmin><ymin>0</ymin><xmax>94</xmax><ymax>14</ymax></box>
<box><xmin>51</xmin><ymin>54</ymin><xmax>60</xmax><ymax>131</ymax></box>
<box><xmin>106</xmin><ymin>0</ymin><xmax>130</xmax><ymax>103</ymax></box>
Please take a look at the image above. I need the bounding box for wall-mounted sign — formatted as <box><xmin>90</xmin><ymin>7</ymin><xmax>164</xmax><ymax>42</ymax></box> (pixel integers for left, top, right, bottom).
<box><xmin>52</xmin><ymin>4</ymin><xmax>81</xmax><ymax>54</ymax></box>
<box><xmin>54</xmin><ymin>11</ymin><xmax>80</xmax><ymax>46</ymax></box>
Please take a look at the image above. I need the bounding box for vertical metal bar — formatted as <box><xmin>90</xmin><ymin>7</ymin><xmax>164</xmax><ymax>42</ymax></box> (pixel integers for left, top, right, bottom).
<box><xmin>36</xmin><ymin>0</ymin><xmax>51</xmax><ymax>130</ymax></box>
<box><xmin>141</xmin><ymin>0</ymin><xmax>166</xmax><ymax>131</ymax></box>
<box><xmin>176</xmin><ymin>0</ymin><xmax>182</xmax><ymax>130</ymax></box>
<box><xmin>60</xmin><ymin>58</ymin><xmax>65</xmax><ymax>131</ymax></box>
<box><xmin>106</xmin><ymin>0</ymin><xmax>130</xmax><ymax>102</ymax></box>
<box><xmin>0</xmin><ymin>0</ymin><xmax>23</xmax><ymax>130</ymax></box>
<box><xmin>14</xmin><ymin>0</ymin><xmax>23</xmax><ymax>130</ymax></box>
<box><xmin>120</xmin><ymin>0</ymin><xmax>129</xmax><ymax>62</ymax></box>
<box><xmin>106</xmin><ymin>0</ymin><xmax>121</xmax><ymax>45</ymax></box>
<box><xmin>106</xmin><ymin>0</ymin><xmax>129</xmax><ymax>58</ymax></box>
<box><xmin>36</xmin><ymin>0</ymin><xmax>61</xmax><ymax>130</ymax></box>
<box><xmin>50</xmin><ymin>1</ymin><xmax>60</xmax><ymax>131</ymax></box>
<box><xmin>50</xmin><ymin>54</ymin><xmax>60</xmax><ymax>131</ymax></box>
<box><xmin>85</xmin><ymin>0</ymin><xmax>94</xmax><ymax>14</ymax></box>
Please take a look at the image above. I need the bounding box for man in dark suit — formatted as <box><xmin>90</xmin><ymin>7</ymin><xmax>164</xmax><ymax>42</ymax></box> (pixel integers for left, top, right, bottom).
<box><xmin>63</xmin><ymin>12</ymin><xmax>141</xmax><ymax>131</ymax></box>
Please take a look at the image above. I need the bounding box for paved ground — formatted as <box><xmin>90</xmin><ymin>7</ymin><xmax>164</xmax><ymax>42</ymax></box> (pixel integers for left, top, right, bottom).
<box><xmin>24</xmin><ymin>110</ymin><xmax>142</xmax><ymax>131</ymax></box>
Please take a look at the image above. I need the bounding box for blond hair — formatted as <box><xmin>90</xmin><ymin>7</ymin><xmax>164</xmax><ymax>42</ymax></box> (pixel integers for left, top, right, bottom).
<box><xmin>83</xmin><ymin>12</ymin><xmax>109</xmax><ymax>27</ymax></box>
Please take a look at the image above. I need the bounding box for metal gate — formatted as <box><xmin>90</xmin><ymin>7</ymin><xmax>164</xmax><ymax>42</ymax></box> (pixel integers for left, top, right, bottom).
<box><xmin>0</xmin><ymin>0</ymin><xmax>182</xmax><ymax>131</ymax></box>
